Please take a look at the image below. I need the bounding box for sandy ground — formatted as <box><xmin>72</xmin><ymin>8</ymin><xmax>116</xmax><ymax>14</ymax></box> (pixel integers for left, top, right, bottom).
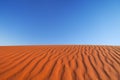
<box><xmin>0</xmin><ymin>45</ymin><xmax>120</xmax><ymax>80</ymax></box>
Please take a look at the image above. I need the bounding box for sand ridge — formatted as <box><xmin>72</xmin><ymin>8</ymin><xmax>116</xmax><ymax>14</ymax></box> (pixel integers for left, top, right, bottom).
<box><xmin>0</xmin><ymin>45</ymin><xmax>120</xmax><ymax>80</ymax></box>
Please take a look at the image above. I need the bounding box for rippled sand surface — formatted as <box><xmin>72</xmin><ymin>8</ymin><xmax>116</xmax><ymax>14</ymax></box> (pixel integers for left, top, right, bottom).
<box><xmin>0</xmin><ymin>45</ymin><xmax>120</xmax><ymax>80</ymax></box>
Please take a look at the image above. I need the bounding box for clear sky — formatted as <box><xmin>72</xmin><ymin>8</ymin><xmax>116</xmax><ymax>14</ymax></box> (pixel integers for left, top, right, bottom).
<box><xmin>0</xmin><ymin>0</ymin><xmax>120</xmax><ymax>45</ymax></box>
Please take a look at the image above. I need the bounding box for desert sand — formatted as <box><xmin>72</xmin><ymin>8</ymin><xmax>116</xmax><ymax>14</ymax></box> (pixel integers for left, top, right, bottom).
<box><xmin>0</xmin><ymin>45</ymin><xmax>120</xmax><ymax>80</ymax></box>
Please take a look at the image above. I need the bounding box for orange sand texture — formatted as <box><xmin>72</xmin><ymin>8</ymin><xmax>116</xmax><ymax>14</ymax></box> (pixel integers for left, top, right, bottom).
<box><xmin>0</xmin><ymin>45</ymin><xmax>120</xmax><ymax>80</ymax></box>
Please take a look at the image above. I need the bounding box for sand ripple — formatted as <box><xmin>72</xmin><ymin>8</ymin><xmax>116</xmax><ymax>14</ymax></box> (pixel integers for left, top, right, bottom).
<box><xmin>0</xmin><ymin>45</ymin><xmax>120</xmax><ymax>80</ymax></box>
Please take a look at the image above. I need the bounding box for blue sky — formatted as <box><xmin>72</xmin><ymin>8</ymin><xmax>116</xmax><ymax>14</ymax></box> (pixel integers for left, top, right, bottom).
<box><xmin>0</xmin><ymin>0</ymin><xmax>120</xmax><ymax>45</ymax></box>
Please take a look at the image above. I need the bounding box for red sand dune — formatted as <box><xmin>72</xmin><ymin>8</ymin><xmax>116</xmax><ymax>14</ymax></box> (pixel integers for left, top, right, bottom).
<box><xmin>0</xmin><ymin>45</ymin><xmax>120</xmax><ymax>80</ymax></box>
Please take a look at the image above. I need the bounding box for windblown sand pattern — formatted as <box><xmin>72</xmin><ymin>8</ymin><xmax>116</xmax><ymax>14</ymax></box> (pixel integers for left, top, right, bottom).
<box><xmin>0</xmin><ymin>45</ymin><xmax>120</xmax><ymax>80</ymax></box>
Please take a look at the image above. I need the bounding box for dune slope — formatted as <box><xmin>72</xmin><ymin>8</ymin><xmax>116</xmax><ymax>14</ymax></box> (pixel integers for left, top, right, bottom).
<box><xmin>0</xmin><ymin>45</ymin><xmax>120</xmax><ymax>80</ymax></box>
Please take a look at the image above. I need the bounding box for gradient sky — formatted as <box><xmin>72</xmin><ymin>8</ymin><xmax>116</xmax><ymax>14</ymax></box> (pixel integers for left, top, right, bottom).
<box><xmin>0</xmin><ymin>0</ymin><xmax>120</xmax><ymax>45</ymax></box>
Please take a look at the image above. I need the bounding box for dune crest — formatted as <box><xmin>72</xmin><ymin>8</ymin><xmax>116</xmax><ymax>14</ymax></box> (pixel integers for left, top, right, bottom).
<box><xmin>0</xmin><ymin>45</ymin><xmax>120</xmax><ymax>80</ymax></box>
